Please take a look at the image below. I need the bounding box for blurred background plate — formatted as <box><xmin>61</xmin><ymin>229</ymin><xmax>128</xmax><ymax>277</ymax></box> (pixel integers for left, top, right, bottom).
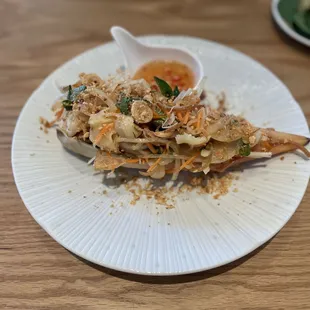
<box><xmin>271</xmin><ymin>0</ymin><xmax>310</xmax><ymax>47</ymax></box>
<box><xmin>12</xmin><ymin>36</ymin><xmax>310</xmax><ymax>275</ymax></box>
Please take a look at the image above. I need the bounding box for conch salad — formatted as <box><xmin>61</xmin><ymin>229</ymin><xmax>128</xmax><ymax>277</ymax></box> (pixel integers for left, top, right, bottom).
<box><xmin>41</xmin><ymin>71</ymin><xmax>310</xmax><ymax>180</ymax></box>
<box><xmin>133</xmin><ymin>60</ymin><xmax>194</xmax><ymax>91</ymax></box>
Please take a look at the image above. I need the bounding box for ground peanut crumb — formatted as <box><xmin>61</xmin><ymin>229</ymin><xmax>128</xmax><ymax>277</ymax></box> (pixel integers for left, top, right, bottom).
<box><xmin>123</xmin><ymin>172</ymin><xmax>234</xmax><ymax>209</ymax></box>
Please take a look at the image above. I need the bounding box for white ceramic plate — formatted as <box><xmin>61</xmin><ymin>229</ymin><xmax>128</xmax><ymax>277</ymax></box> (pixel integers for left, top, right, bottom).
<box><xmin>271</xmin><ymin>0</ymin><xmax>310</xmax><ymax>47</ymax></box>
<box><xmin>12</xmin><ymin>36</ymin><xmax>310</xmax><ymax>275</ymax></box>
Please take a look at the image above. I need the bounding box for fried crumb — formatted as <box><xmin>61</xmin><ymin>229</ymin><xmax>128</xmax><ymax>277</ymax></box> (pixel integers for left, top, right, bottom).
<box><xmin>68</xmin><ymin>190</ymin><xmax>72</xmax><ymax>193</ymax></box>
<box><xmin>294</xmin><ymin>161</ymin><xmax>297</xmax><ymax>164</ymax></box>
<box><xmin>110</xmin><ymin>204</ymin><xmax>115</xmax><ymax>208</ymax></box>
<box><xmin>190</xmin><ymin>177</ymin><xmax>203</xmax><ymax>186</ymax></box>
<box><xmin>103</xmin><ymin>190</ymin><xmax>107</xmax><ymax>195</ymax></box>
<box><xmin>124</xmin><ymin>173</ymin><xmax>234</xmax><ymax>209</ymax></box>
<box><xmin>233</xmin><ymin>188</ymin><xmax>238</xmax><ymax>193</ymax></box>
<box><xmin>280</xmin><ymin>156</ymin><xmax>285</xmax><ymax>161</ymax></box>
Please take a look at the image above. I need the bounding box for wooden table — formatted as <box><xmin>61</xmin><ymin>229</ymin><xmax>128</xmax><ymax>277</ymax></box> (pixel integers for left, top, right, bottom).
<box><xmin>1</xmin><ymin>1</ymin><xmax>310</xmax><ymax>309</ymax></box>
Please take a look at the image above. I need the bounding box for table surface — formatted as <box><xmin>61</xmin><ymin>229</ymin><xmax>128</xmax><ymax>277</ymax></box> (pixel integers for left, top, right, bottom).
<box><xmin>1</xmin><ymin>0</ymin><xmax>310</xmax><ymax>309</ymax></box>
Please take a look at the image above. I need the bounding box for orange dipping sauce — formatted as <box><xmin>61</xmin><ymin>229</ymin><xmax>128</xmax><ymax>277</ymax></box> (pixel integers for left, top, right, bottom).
<box><xmin>133</xmin><ymin>60</ymin><xmax>195</xmax><ymax>91</ymax></box>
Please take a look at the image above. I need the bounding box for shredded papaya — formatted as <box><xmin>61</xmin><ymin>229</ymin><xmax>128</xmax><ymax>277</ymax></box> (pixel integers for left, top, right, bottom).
<box><xmin>95</xmin><ymin>123</ymin><xmax>114</xmax><ymax>145</ymax></box>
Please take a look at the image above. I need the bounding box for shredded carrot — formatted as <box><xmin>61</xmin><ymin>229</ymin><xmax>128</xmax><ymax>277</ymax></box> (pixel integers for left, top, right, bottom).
<box><xmin>95</xmin><ymin>123</ymin><xmax>114</xmax><ymax>144</ymax></box>
<box><xmin>196</xmin><ymin>110</ymin><xmax>202</xmax><ymax>129</ymax></box>
<box><xmin>176</xmin><ymin>112</ymin><xmax>183</xmax><ymax>122</ymax></box>
<box><xmin>125</xmin><ymin>159</ymin><xmax>139</xmax><ymax>163</ymax></box>
<box><xmin>179</xmin><ymin>154</ymin><xmax>198</xmax><ymax>171</ymax></box>
<box><xmin>55</xmin><ymin>107</ymin><xmax>64</xmax><ymax>119</ymax></box>
<box><xmin>146</xmin><ymin>158</ymin><xmax>162</xmax><ymax>173</ymax></box>
<box><xmin>147</xmin><ymin>143</ymin><xmax>157</xmax><ymax>154</ymax></box>
<box><xmin>183</xmin><ymin>111</ymin><xmax>190</xmax><ymax>124</ymax></box>
<box><xmin>42</xmin><ymin>107</ymin><xmax>64</xmax><ymax>128</ymax></box>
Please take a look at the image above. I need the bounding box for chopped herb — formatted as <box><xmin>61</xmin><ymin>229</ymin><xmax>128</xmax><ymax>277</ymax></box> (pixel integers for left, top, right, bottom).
<box><xmin>173</xmin><ymin>85</ymin><xmax>180</xmax><ymax>97</ymax></box>
<box><xmin>152</xmin><ymin>119</ymin><xmax>165</xmax><ymax>127</ymax></box>
<box><xmin>117</xmin><ymin>95</ymin><xmax>132</xmax><ymax>115</ymax></box>
<box><xmin>239</xmin><ymin>142</ymin><xmax>251</xmax><ymax>156</ymax></box>
<box><xmin>154</xmin><ymin>76</ymin><xmax>173</xmax><ymax>97</ymax></box>
<box><xmin>154</xmin><ymin>77</ymin><xmax>180</xmax><ymax>97</ymax></box>
<box><xmin>154</xmin><ymin>108</ymin><xmax>167</xmax><ymax>124</ymax></box>
<box><xmin>62</xmin><ymin>99</ymin><xmax>73</xmax><ymax>111</ymax></box>
<box><xmin>151</xmin><ymin>118</ymin><xmax>167</xmax><ymax>131</ymax></box>
<box><xmin>62</xmin><ymin>85</ymin><xmax>87</xmax><ymax>110</ymax></box>
<box><xmin>116</xmin><ymin>95</ymin><xmax>151</xmax><ymax>115</ymax></box>
<box><xmin>70</xmin><ymin>85</ymin><xmax>87</xmax><ymax>102</ymax></box>
<box><xmin>67</xmin><ymin>85</ymin><xmax>73</xmax><ymax>101</ymax></box>
<box><xmin>152</xmin><ymin>107</ymin><xmax>167</xmax><ymax>129</ymax></box>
